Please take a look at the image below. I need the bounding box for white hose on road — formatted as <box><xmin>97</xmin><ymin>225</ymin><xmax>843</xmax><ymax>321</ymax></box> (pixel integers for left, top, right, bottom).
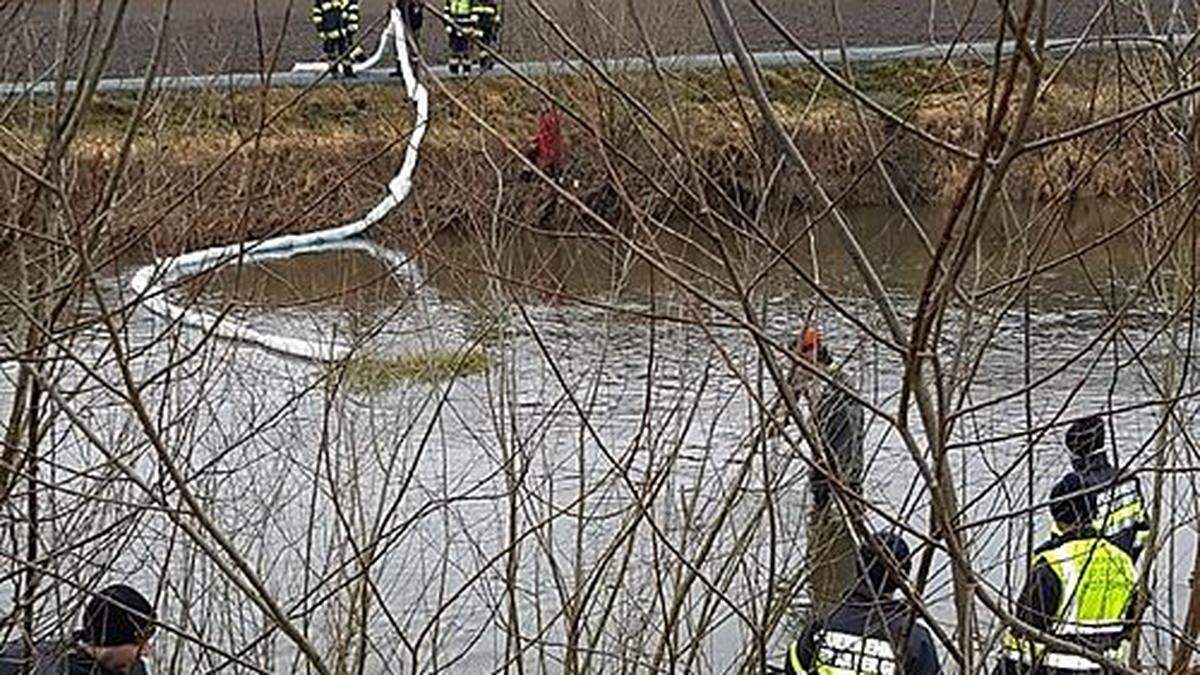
<box><xmin>130</xmin><ymin>8</ymin><xmax>428</xmax><ymax>362</ymax></box>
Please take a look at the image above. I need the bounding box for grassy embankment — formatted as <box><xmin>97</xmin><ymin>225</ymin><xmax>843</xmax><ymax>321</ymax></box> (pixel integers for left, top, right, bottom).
<box><xmin>3</xmin><ymin>56</ymin><xmax>1181</xmax><ymax>387</ymax></box>
<box><xmin>2</xmin><ymin>56</ymin><xmax>1179</xmax><ymax>258</ymax></box>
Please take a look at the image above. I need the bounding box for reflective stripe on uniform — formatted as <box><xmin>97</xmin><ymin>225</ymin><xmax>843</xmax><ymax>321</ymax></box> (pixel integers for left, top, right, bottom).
<box><xmin>1101</xmin><ymin>498</ymin><xmax>1149</xmax><ymax>548</ymax></box>
<box><xmin>1002</xmin><ymin>632</ymin><xmax>1122</xmax><ymax>671</ymax></box>
<box><xmin>1057</xmin><ymin>623</ymin><xmax>1126</xmax><ymax>637</ymax></box>
<box><xmin>446</xmin><ymin>15</ymin><xmax>477</xmax><ymax>34</ymax></box>
<box><xmin>1003</xmin><ymin>638</ymin><xmax>1129</xmax><ymax>671</ymax></box>
<box><xmin>790</xmin><ymin>640</ymin><xmax>805</xmax><ymax>674</ymax></box>
<box><xmin>1003</xmin><ymin>647</ymin><xmax>1107</xmax><ymax>671</ymax></box>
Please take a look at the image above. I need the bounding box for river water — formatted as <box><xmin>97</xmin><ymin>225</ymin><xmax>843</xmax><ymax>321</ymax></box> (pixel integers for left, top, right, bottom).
<box><xmin>2</xmin><ymin>200</ymin><xmax>1196</xmax><ymax>673</ymax></box>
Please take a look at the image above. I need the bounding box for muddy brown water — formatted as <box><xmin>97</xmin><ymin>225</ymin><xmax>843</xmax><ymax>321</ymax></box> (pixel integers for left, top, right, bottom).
<box><xmin>6</xmin><ymin>1</ymin><xmax>1191</xmax><ymax>79</ymax></box>
<box><xmin>2</xmin><ymin>200</ymin><xmax>1197</xmax><ymax>672</ymax></box>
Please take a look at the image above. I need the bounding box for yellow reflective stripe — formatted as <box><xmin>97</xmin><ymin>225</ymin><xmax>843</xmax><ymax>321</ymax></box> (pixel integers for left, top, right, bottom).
<box><xmin>1037</xmin><ymin>546</ymin><xmax>1077</xmax><ymax>619</ymax></box>
<box><xmin>1003</xmin><ymin>629</ymin><xmax>1044</xmax><ymax>667</ymax></box>
<box><xmin>1097</xmin><ymin>500</ymin><xmax>1144</xmax><ymax>532</ymax></box>
<box><xmin>790</xmin><ymin>640</ymin><xmax>805</xmax><ymax>674</ymax></box>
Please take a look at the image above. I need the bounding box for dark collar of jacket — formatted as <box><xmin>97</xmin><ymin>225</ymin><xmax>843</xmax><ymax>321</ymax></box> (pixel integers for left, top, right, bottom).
<box><xmin>1071</xmin><ymin>451</ymin><xmax>1113</xmax><ymax>476</ymax></box>
<box><xmin>842</xmin><ymin>580</ymin><xmax>903</xmax><ymax>610</ymax></box>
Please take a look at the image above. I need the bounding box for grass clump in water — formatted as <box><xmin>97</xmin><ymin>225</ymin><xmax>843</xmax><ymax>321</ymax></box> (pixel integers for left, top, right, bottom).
<box><xmin>333</xmin><ymin>349</ymin><xmax>490</xmax><ymax>393</ymax></box>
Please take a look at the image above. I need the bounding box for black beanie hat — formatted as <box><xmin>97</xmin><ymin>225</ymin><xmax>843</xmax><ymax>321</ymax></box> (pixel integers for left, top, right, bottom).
<box><xmin>857</xmin><ymin>532</ymin><xmax>912</xmax><ymax>594</ymax></box>
<box><xmin>1050</xmin><ymin>473</ymin><xmax>1097</xmax><ymax>527</ymax></box>
<box><xmin>79</xmin><ymin>585</ymin><xmax>156</xmax><ymax>647</ymax></box>
<box><xmin>1065</xmin><ymin>415</ymin><xmax>1106</xmax><ymax>457</ymax></box>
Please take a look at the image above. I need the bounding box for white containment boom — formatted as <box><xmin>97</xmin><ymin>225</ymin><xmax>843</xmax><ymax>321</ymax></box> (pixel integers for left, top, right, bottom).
<box><xmin>130</xmin><ymin>8</ymin><xmax>429</xmax><ymax>362</ymax></box>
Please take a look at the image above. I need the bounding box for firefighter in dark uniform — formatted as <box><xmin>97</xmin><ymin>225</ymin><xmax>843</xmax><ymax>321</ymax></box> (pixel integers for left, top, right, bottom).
<box><xmin>444</xmin><ymin>0</ymin><xmax>476</xmax><ymax>75</ymax></box>
<box><xmin>471</xmin><ymin>0</ymin><xmax>499</xmax><ymax>70</ymax></box>
<box><xmin>312</xmin><ymin>0</ymin><xmax>355</xmax><ymax>77</ymax></box>
<box><xmin>997</xmin><ymin>473</ymin><xmax>1137</xmax><ymax>674</ymax></box>
<box><xmin>784</xmin><ymin>532</ymin><xmax>942</xmax><ymax>674</ymax></box>
<box><xmin>343</xmin><ymin>0</ymin><xmax>365</xmax><ymax>63</ymax></box>
<box><xmin>1058</xmin><ymin>415</ymin><xmax>1149</xmax><ymax>561</ymax></box>
<box><xmin>392</xmin><ymin>0</ymin><xmax>425</xmax><ymax>76</ymax></box>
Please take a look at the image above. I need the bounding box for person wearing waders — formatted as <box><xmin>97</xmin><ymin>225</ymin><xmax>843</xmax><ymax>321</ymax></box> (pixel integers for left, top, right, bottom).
<box><xmin>783</xmin><ymin>532</ymin><xmax>941</xmax><ymax>674</ymax></box>
<box><xmin>391</xmin><ymin>0</ymin><xmax>425</xmax><ymax>76</ymax></box>
<box><xmin>312</xmin><ymin>0</ymin><xmax>356</xmax><ymax>78</ymax></box>
<box><xmin>471</xmin><ymin>0</ymin><xmax>500</xmax><ymax>70</ymax></box>
<box><xmin>1058</xmin><ymin>415</ymin><xmax>1149</xmax><ymax>562</ymax></box>
<box><xmin>0</xmin><ymin>584</ymin><xmax>155</xmax><ymax>675</ymax></box>
<box><xmin>785</xmin><ymin>327</ymin><xmax>865</xmax><ymax>613</ymax></box>
<box><xmin>444</xmin><ymin>0</ymin><xmax>476</xmax><ymax>75</ymax></box>
<box><xmin>997</xmin><ymin>474</ymin><xmax>1137</xmax><ymax>674</ymax></box>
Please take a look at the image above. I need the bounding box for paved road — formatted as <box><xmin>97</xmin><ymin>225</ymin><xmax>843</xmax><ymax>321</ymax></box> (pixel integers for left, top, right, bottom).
<box><xmin>3</xmin><ymin>34</ymin><xmax>1181</xmax><ymax>98</ymax></box>
<box><xmin>4</xmin><ymin>0</ymin><xmax>1186</xmax><ymax>81</ymax></box>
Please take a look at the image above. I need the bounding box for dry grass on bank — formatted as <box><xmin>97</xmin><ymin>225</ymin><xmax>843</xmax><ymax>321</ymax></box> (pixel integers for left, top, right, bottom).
<box><xmin>0</xmin><ymin>55</ymin><xmax>1187</xmax><ymax>258</ymax></box>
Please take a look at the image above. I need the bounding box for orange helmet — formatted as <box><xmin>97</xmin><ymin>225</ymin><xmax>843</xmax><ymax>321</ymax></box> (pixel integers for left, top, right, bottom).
<box><xmin>799</xmin><ymin>327</ymin><xmax>821</xmax><ymax>354</ymax></box>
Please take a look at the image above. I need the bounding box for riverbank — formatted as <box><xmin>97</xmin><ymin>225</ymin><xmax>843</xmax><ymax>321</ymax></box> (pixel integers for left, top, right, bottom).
<box><xmin>3</xmin><ymin>55</ymin><xmax>1185</xmax><ymax>256</ymax></box>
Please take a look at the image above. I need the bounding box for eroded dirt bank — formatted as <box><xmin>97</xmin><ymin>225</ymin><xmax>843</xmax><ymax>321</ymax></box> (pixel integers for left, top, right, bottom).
<box><xmin>1</xmin><ymin>56</ymin><xmax>1189</xmax><ymax>259</ymax></box>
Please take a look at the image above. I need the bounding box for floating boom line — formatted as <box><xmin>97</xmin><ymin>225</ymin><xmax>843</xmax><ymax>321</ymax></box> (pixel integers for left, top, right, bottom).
<box><xmin>129</xmin><ymin>8</ymin><xmax>428</xmax><ymax>363</ymax></box>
